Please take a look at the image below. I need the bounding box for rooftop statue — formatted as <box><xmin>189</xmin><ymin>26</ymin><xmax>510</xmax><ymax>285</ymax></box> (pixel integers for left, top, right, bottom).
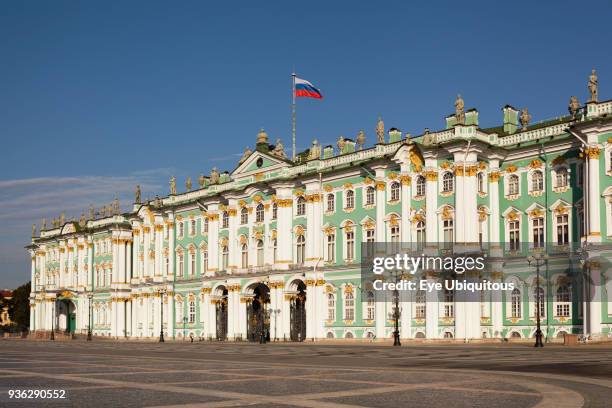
<box><xmin>198</xmin><ymin>174</ymin><xmax>206</xmax><ymax>188</ymax></box>
<box><xmin>89</xmin><ymin>204</ymin><xmax>95</xmax><ymax>220</ymax></box>
<box><xmin>588</xmin><ymin>69</ymin><xmax>598</xmax><ymax>102</ymax></box>
<box><xmin>376</xmin><ymin>117</ymin><xmax>385</xmax><ymax>144</ymax></box>
<box><xmin>113</xmin><ymin>198</ymin><xmax>120</xmax><ymax>215</ymax></box>
<box><xmin>272</xmin><ymin>138</ymin><xmax>287</xmax><ymax>158</ymax></box>
<box><xmin>79</xmin><ymin>213</ymin><xmax>86</xmax><ymax>227</ymax></box>
<box><xmin>238</xmin><ymin>146</ymin><xmax>252</xmax><ymax>164</ymax></box>
<box><xmin>135</xmin><ymin>185</ymin><xmax>141</xmax><ymax>204</ymax></box>
<box><xmin>256</xmin><ymin>128</ymin><xmax>269</xmax><ymax>145</ymax></box>
<box><xmin>41</xmin><ymin>218</ymin><xmax>46</xmax><ymax>231</ymax></box>
<box><xmin>455</xmin><ymin>94</ymin><xmax>465</xmax><ymax>124</ymax></box>
<box><xmin>210</xmin><ymin>167</ymin><xmax>219</xmax><ymax>184</ymax></box>
<box><xmin>337</xmin><ymin>136</ymin><xmax>346</xmax><ymax>153</ymax></box>
<box><xmin>186</xmin><ymin>177</ymin><xmax>192</xmax><ymax>192</ymax></box>
<box><xmin>60</xmin><ymin>212</ymin><xmax>65</xmax><ymax>225</ymax></box>
<box><xmin>356</xmin><ymin>130</ymin><xmax>366</xmax><ymax>150</ymax></box>
<box><xmin>568</xmin><ymin>96</ymin><xmax>581</xmax><ymax>117</ymax></box>
<box><xmin>169</xmin><ymin>176</ymin><xmax>177</xmax><ymax>195</ymax></box>
<box><xmin>520</xmin><ymin>108</ymin><xmax>532</xmax><ymax>130</ymax></box>
<box><xmin>107</xmin><ymin>204</ymin><xmax>114</xmax><ymax>216</ymax></box>
<box><xmin>309</xmin><ymin>139</ymin><xmax>321</xmax><ymax>160</ymax></box>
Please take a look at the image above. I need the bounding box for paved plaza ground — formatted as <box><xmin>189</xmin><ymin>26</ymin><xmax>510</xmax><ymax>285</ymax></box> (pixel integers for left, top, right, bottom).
<box><xmin>0</xmin><ymin>340</ymin><xmax>611</xmax><ymax>407</ymax></box>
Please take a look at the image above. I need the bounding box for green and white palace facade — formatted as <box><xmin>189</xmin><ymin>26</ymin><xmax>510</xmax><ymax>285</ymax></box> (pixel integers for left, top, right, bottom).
<box><xmin>27</xmin><ymin>87</ymin><xmax>612</xmax><ymax>342</ymax></box>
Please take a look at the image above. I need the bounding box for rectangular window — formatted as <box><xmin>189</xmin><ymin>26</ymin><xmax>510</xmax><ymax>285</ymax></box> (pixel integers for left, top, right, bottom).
<box><xmin>532</xmin><ymin>218</ymin><xmax>544</xmax><ymax>248</ymax></box>
<box><xmin>509</xmin><ymin>220</ymin><xmax>520</xmax><ymax>251</ymax></box>
<box><xmin>326</xmin><ymin>234</ymin><xmax>335</xmax><ymax>262</ymax></box>
<box><xmin>346</xmin><ymin>232</ymin><xmax>354</xmax><ymax>260</ymax></box>
<box><xmin>556</xmin><ymin>214</ymin><xmax>569</xmax><ymax>245</ymax></box>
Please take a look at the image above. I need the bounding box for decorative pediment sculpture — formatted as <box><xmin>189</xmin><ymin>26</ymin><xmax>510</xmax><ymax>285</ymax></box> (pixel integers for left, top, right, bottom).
<box><xmin>356</xmin><ymin>130</ymin><xmax>366</xmax><ymax>150</ymax></box>
<box><xmin>309</xmin><ymin>139</ymin><xmax>321</xmax><ymax>160</ymax></box>
<box><xmin>376</xmin><ymin>117</ymin><xmax>385</xmax><ymax>144</ymax></box>
<box><xmin>337</xmin><ymin>136</ymin><xmax>346</xmax><ymax>153</ymax></box>
<box><xmin>79</xmin><ymin>213</ymin><xmax>86</xmax><ymax>227</ymax></box>
<box><xmin>520</xmin><ymin>108</ymin><xmax>532</xmax><ymax>130</ymax></box>
<box><xmin>568</xmin><ymin>96</ymin><xmax>580</xmax><ymax>117</ymax></box>
<box><xmin>455</xmin><ymin>94</ymin><xmax>465</xmax><ymax>124</ymax></box>
<box><xmin>210</xmin><ymin>167</ymin><xmax>219</xmax><ymax>184</ymax></box>
<box><xmin>588</xmin><ymin>69</ymin><xmax>598</xmax><ymax>102</ymax></box>
<box><xmin>238</xmin><ymin>146</ymin><xmax>252</xmax><ymax>164</ymax></box>
<box><xmin>272</xmin><ymin>138</ymin><xmax>287</xmax><ymax>159</ymax></box>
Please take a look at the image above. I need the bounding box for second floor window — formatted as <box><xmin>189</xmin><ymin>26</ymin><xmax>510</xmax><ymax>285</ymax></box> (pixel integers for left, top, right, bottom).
<box><xmin>296</xmin><ymin>235</ymin><xmax>305</xmax><ymax>264</ymax></box>
<box><xmin>442</xmin><ymin>172</ymin><xmax>454</xmax><ymax>193</ymax></box>
<box><xmin>555</xmin><ymin>168</ymin><xmax>568</xmax><ymax>188</ymax></box>
<box><xmin>390</xmin><ymin>182</ymin><xmax>400</xmax><ymax>201</ymax></box>
<box><xmin>241</xmin><ymin>244</ymin><xmax>248</xmax><ymax>268</ymax></box>
<box><xmin>256</xmin><ymin>204</ymin><xmax>264</xmax><ymax>223</ymax></box>
<box><xmin>326</xmin><ymin>234</ymin><xmax>335</xmax><ymax>262</ymax></box>
<box><xmin>297</xmin><ymin>196</ymin><xmax>306</xmax><ymax>216</ymax></box>
<box><xmin>327</xmin><ymin>193</ymin><xmax>335</xmax><ymax>212</ymax></box>
<box><xmin>366</xmin><ymin>186</ymin><xmax>375</xmax><ymax>205</ymax></box>
<box><xmin>532</xmin><ymin>217</ymin><xmax>544</xmax><ymax>248</ymax></box>
<box><xmin>345</xmin><ymin>231</ymin><xmax>354</xmax><ymax>260</ymax></box>
<box><xmin>345</xmin><ymin>190</ymin><xmax>355</xmax><ymax>209</ymax></box>
<box><xmin>531</xmin><ymin>171</ymin><xmax>543</xmax><ymax>192</ymax></box>
<box><xmin>222</xmin><ymin>246</ymin><xmax>229</xmax><ymax>270</ymax></box>
<box><xmin>222</xmin><ymin>212</ymin><xmax>229</xmax><ymax>228</ymax></box>
<box><xmin>556</xmin><ymin>214</ymin><xmax>569</xmax><ymax>245</ymax></box>
<box><xmin>190</xmin><ymin>220</ymin><xmax>196</xmax><ymax>235</ymax></box>
<box><xmin>240</xmin><ymin>208</ymin><xmax>248</xmax><ymax>225</ymax></box>
<box><xmin>416</xmin><ymin>176</ymin><xmax>426</xmax><ymax>196</ymax></box>
<box><xmin>508</xmin><ymin>175</ymin><xmax>519</xmax><ymax>195</ymax></box>
<box><xmin>509</xmin><ymin>220</ymin><xmax>520</xmax><ymax>251</ymax></box>
<box><xmin>256</xmin><ymin>240</ymin><xmax>264</xmax><ymax>266</ymax></box>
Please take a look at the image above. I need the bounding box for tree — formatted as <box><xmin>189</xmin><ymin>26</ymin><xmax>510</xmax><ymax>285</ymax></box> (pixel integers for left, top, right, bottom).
<box><xmin>9</xmin><ymin>281</ymin><xmax>31</xmax><ymax>331</ymax></box>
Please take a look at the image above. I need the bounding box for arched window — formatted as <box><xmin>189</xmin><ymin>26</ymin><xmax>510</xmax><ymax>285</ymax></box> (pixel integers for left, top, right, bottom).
<box><xmin>221</xmin><ymin>246</ymin><xmax>229</xmax><ymax>270</ymax></box>
<box><xmin>345</xmin><ymin>231</ymin><xmax>354</xmax><ymax>260</ymax></box>
<box><xmin>327</xmin><ymin>193</ymin><xmax>335</xmax><ymax>212</ymax></box>
<box><xmin>189</xmin><ymin>301</ymin><xmax>196</xmax><ymax>324</ymax></box>
<box><xmin>415</xmin><ymin>290</ymin><xmax>426</xmax><ymax>318</ymax></box>
<box><xmin>531</xmin><ymin>171</ymin><xmax>543</xmax><ymax>192</ymax></box>
<box><xmin>390</xmin><ymin>182</ymin><xmax>400</xmax><ymax>201</ymax></box>
<box><xmin>296</xmin><ymin>196</ymin><xmax>306</xmax><ymax>216</ymax></box>
<box><xmin>416</xmin><ymin>176</ymin><xmax>426</xmax><ymax>196</ymax></box>
<box><xmin>416</xmin><ymin>220</ymin><xmax>426</xmax><ymax>250</ymax></box>
<box><xmin>345</xmin><ymin>190</ymin><xmax>355</xmax><ymax>209</ymax></box>
<box><xmin>555</xmin><ymin>167</ymin><xmax>568</xmax><ymax>188</ymax></box>
<box><xmin>344</xmin><ymin>292</ymin><xmax>355</xmax><ymax>320</ymax></box>
<box><xmin>366</xmin><ymin>186</ymin><xmax>375</xmax><ymax>205</ymax></box>
<box><xmin>201</xmin><ymin>250</ymin><xmax>208</xmax><ymax>274</ymax></box>
<box><xmin>203</xmin><ymin>218</ymin><xmax>209</xmax><ymax>233</ymax></box>
<box><xmin>272</xmin><ymin>239</ymin><xmax>277</xmax><ymax>263</ymax></box>
<box><xmin>442</xmin><ymin>172</ymin><xmax>454</xmax><ymax>193</ymax></box>
<box><xmin>240</xmin><ymin>207</ymin><xmax>248</xmax><ymax>225</ymax></box>
<box><xmin>508</xmin><ymin>175</ymin><xmax>519</xmax><ymax>195</ymax></box>
<box><xmin>534</xmin><ymin>287</ymin><xmax>545</xmax><ymax>318</ymax></box>
<box><xmin>296</xmin><ymin>234</ymin><xmax>305</xmax><ymax>264</ymax></box>
<box><xmin>256</xmin><ymin>203</ymin><xmax>264</xmax><ymax>223</ymax></box>
<box><xmin>532</xmin><ymin>217</ymin><xmax>544</xmax><ymax>248</ymax></box>
<box><xmin>272</xmin><ymin>203</ymin><xmax>278</xmax><ymax>220</ymax></box>
<box><xmin>256</xmin><ymin>239</ymin><xmax>264</xmax><ymax>266</ymax></box>
<box><xmin>366</xmin><ymin>291</ymin><xmax>375</xmax><ymax>320</ymax></box>
<box><xmin>443</xmin><ymin>287</ymin><xmax>454</xmax><ymax>317</ymax></box>
<box><xmin>241</xmin><ymin>243</ymin><xmax>248</xmax><ymax>268</ymax></box>
<box><xmin>556</xmin><ymin>285</ymin><xmax>570</xmax><ymax>317</ymax></box>
<box><xmin>178</xmin><ymin>253</ymin><xmax>184</xmax><ymax>277</ymax></box>
<box><xmin>222</xmin><ymin>211</ymin><xmax>229</xmax><ymax>229</ymax></box>
<box><xmin>327</xmin><ymin>293</ymin><xmax>336</xmax><ymax>321</ymax></box>
<box><xmin>511</xmin><ymin>288</ymin><xmax>521</xmax><ymax>318</ymax></box>
<box><xmin>477</xmin><ymin>172</ymin><xmax>485</xmax><ymax>193</ymax></box>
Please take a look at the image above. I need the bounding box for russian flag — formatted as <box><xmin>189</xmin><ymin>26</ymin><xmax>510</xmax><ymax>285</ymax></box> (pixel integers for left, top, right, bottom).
<box><xmin>295</xmin><ymin>77</ymin><xmax>323</xmax><ymax>99</ymax></box>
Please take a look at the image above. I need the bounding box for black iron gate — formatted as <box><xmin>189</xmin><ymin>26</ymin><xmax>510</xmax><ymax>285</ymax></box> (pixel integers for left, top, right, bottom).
<box><xmin>247</xmin><ymin>301</ymin><xmax>270</xmax><ymax>342</ymax></box>
<box><xmin>290</xmin><ymin>293</ymin><xmax>306</xmax><ymax>342</ymax></box>
<box><xmin>216</xmin><ymin>300</ymin><xmax>227</xmax><ymax>341</ymax></box>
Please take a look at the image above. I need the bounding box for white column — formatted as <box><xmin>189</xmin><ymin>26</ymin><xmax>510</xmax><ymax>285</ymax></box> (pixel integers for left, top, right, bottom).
<box><xmin>587</xmin><ymin>262</ymin><xmax>602</xmax><ymax>336</ymax></box>
<box><xmin>87</xmin><ymin>241</ymin><xmax>93</xmax><ymax>289</ymax></box>
<box><xmin>30</xmin><ymin>253</ymin><xmax>36</xmax><ymax>292</ymax></box>
<box><xmin>168</xmin><ymin>221</ymin><xmax>176</xmax><ymax>278</ymax></box>
<box><xmin>400</xmin><ymin>173</ymin><xmax>411</xmax><ymax>243</ymax></box>
<box><xmin>425</xmin><ymin>273</ymin><xmax>439</xmax><ymax>339</ymax></box>
<box><xmin>424</xmin><ymin>164</ymin><xmax>438</xmax><ymax>243</ymax></box>
<box><xmin>227</xmin><ymin>202</ymin><xmax>238</xmax><ymax>271</ymax></box>
<box><xmin>275</xmin><ymin>185</ymin><xmax>294</xmax><ymax>267</ymax></box>
<box><xmin>490</xmin><ymin>269</ymin><xmax>504</xmax><ymax>338</ymax></box>
<box><xmin>206</xmin><ymin>206</ymin><xmax>219</xmax><ymax>273</ymax></box>
<box><xmin>375</xmin><ymin>170</ymin><xmax>386</xmax><ymax>242</ymax></box>
<box><xmin>168</xmin><ymin>294</ymin><xmax>175</xmax><ymax>339</ymax></box>
<box><xmin>133</xmin><ymin>229</ymin><xmax>140</xmax><ymax>279</ymax></box>
<box><xmin>400</xmin><ymin>281</ymin><xmax>412</xmax><ymax>339</ymax></box>
<box><xmin>587</xmin><ymin>149</ymin><xmax>601</xmax><ymax>242</ymax></box>
<box><xmin>143</xmin><ymin>227</ymin><xmax>151</xmax><ymax>277</ymax></box>
<box><xmin>489</xmin><ymin>164</ymin><xmax>501</xmax><ymax>244</ymax></box>
<box><xmin>126</xmin><ymin>241</ymin><xmax>132</xmax><ymax>282</ymax></box>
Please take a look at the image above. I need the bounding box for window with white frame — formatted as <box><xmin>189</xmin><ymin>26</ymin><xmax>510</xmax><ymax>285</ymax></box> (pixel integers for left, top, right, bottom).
<box><xmin>326</xmin><ymin>193</ymin><xmax>335</xmax><ymax>212</ymax></box>
<box><xmin>240</xmin><ymin>207</ymin><xmax>248</xmax><ymax>224</ymax></box>
<box><xmin>190</xmin><ymin>220</ymin><xmax>196</xmax><ymax>235</ymax></box>
<box><xmin>345</xmin><ymin>230</ymin><xmax>355</xmax><ymax>260</ymax></box>
<box><xmin>390</xmin><ymin>182</ymin><xmax>400</xmax><ymax>201</ymax></box>
<box><xmin>534</xmin><ymin>287</ymin><xmax>545</xmax><ymax>318</ymax></box>
<box><xmin>531</xmin><ymin>170</ymin><xmax>544</xmax><ymax>193</ymax></box>
<box><xmin>201</xmin><ymin>250</ymin><xmax>208</xmax><ymax>274</ymax></box>
<box><xmin>178</xmin><ymin>253</ymin><xmax>184</xmax><ymax>277</ymax></box>
<box><xmin>509</xmin><ymin>219</ymin><xmax>520</xmax><ymax>251</ymax></box>
<box><xmin>344</xmin><ymin>292</ymin><xmax>355</xmax><ymax>320</ymax></box>
<box><xmin>508</xmin><ymin>174</ymin><xmax>519</xmax><ymax>195</ymax></box>
<box><xmin>366</xmin><ymin>291</ymin><xmax>375</xmax><ymax>320</ymax></box>
<box><xmin>477</xmin><ymin>172</ymin><xmax>485</xmax><ymax>194</ymax></box>
<box><xmin>178</xmin><ymin>221</ymin><xmax>184</xmax><ymax>237</ymax></box>
<box><xmin>345</xmin><ymin>190</ymin><xmax>355</xmax><ymax>209</ymax></box>
<box><xmin>189</xmin><ymin>251</ymin><xmax>195</xmax><ymax>275</ymax></box>
<box><xmin>442</xmin><ymin>172</ymin><xmax>454</xmax><ymax>193</ymax></box>
<box><xmin>556</xmin><ymin>285</ymin><xmax>570</xmax><ymax>317</ymax></box>
<box><xmin>327</xmin><ymin>293</ymin><xmax>335</xmax><ymax>321</ymax></box>
<box><xmin>256</xmin><ymin>240</ymin><xmax>264</xmax><ymax>266</ymax></box>
<box><xmin>203</xmin><ymin>218</ymin><xmax>208</xmax><ymax>234</ymax></box>
<box><xmin>256</xmin><ymin>204</ymin><xmax>264</xmax><ymax>223</ymax></box>
<box><xmin>556</xmin><ymin>214</ymin><xmax>569</xmax><ymax>245</ymax></box>
<box><xmin>390</xmin><ymin>225</ymin><xmax>400</xmax><ymax>253</ymax></box>
<box><xmin>189</xmin><ymin>301</ymin><xmax>196</xmax><ymax>323</ymax></box>
<box><xmin>296</xmin><ymin>235</ymin><xmax>305</xmax><ymax>264</ymax></box>
<box><xmin>221</xmin><ymin>246</ymin><xmax>228</xmax><ymax>270</ymax></box>
<box><xmin>532</xmin><ymin>217</ymin><xmax>544</xmax><ymax>248</ymax></box>
<box><xmin>176</xmin><ymin>301</ymin><xmax>183</xmax><ymax>325</ymax></box>
<box><xmin>415</xmin><ymin>176</ymin><xmax>426</xmax><ymax>196</ymax></box>
<box><xmin>164</xmin><ymin>225</ymin><xmax>169</xmax><ymax>240</ymax></box>
<box><xmin>222</xmin><ymin>212</ymin><xmax>229</xmax><ymax>229</ymax></box>
<box><xmin>326</xmin><ymin>234</ymin><xmax>335</xmax><ymax>262</ymax></box>
<box><xmin>241</xmin><ymin>243</ymin><xmax>248</xmax><ymax>268</ymax></box>
<box><xmin>296</xmin><ymin>196</ymin><xmax>306</xmax><ymax>216</ymax></box>
<box><xmin>365</xmin><ymin>228</ymin><xmax>375</xmax><ymax>258</ymax></box>
<box><xmin>416</xmin><ymin>220</ymin><xmax>426</xmax><ymax>250</ymax></box>
<box><xmin>443</xmin><ymin>287</ymin><xmax>454</xmax><ymax>318</ymax></box>
<box><xmin>555</xmin><ymin>167</ymin><xmax>568</xmax><ymax>188</ymax></box>
<box><xmin>365</xmin><ymin>186</ymin><xmax>375</xmax><ymax>205</ymax></box>
<box><xmin>272</xmin><ymin>203</ymin><xmax>278</xmax><ymax>220</ymax></box>
<box><xmin>511</xmin><ymin>288</ymin><xmax>521</xmax><ymax>318</ymax></box>
<box><xmin>442</xmin><ymin>218</ymin><xmax>453</xmax><ymax>247</ymax></box>
<box><xmin>415</xmin><ymin>290</ymin><xmax>426</xmax><ymax>318</ymax></box>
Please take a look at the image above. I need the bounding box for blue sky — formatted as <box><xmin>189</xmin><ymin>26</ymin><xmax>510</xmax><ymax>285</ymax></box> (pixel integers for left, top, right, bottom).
<box><xmin>1</xmin><ymin>0</ymin><xmax>611</xmax><ymax>288</ymax></box>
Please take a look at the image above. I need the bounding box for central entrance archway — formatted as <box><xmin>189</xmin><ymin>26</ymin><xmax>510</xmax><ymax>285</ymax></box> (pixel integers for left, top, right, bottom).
<box><xmin>290</xmin><ymin>280</ymin><xmax>306</xmax><ymax>342</ymax></box>
<box><xmin>57</xmin><ymin>299</ymin><xmax>76</xmax><ymax>334</ymax></box>
<box><xmin>246</xmin><ymin>283</ymin><xmax>270</xmax><ymax>342</ymax></box>
<box><xmin>215</xmin><ymin>286</ymin><xmax>228</xmax><ymax>341</ymax></box>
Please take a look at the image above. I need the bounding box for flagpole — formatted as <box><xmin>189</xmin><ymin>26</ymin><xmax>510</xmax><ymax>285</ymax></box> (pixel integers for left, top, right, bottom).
<box><xmin>291</xmin><ymin>71</ymin><xmax>296</xmax><ymax>161</ymax></box>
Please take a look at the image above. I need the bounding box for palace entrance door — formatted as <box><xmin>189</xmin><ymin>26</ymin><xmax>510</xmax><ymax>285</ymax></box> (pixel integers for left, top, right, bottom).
<box><xmin>246</xmin><ymin>283</ymin><xmax>270</xmax><ymax>342</ymax></box>
<box><xmin>290</xmin><ymin>281</ymin><xmax>306</xmax><ymax>342</ymax></box>
<box><xmin>215</xmin><ymin>286</ymin><xmax>228</xmax><ymax>341</ymax></box>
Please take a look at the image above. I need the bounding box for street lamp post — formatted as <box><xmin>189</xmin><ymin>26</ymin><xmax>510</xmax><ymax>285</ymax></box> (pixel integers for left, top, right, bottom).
<box><xmin>183</xmin><ymin>316</ymin><xmax>187</xmax><ymax>340</ymax></box>
<box><xmin>270</xmin><ymin>308</ymin><xmax>280</xmax><ymax>341</ymax></box>
<box><xmin>159</xmin><ymin>288</ymin><xmax>166</xmax><ymax>343</ymax></box>
<box><xmin>392</xmin><ymin>286</ymin><xmax>401</xmax><ymax>346</ymax></box>
<box><xmin>527</xmin><ymin>252</ymin><xmax>548</xmax><ymax>348</ymax></box>
<box><xmin>87</xmin><ymin>293</ymin><xmax>93</xmax><ymax>341</ymax></box>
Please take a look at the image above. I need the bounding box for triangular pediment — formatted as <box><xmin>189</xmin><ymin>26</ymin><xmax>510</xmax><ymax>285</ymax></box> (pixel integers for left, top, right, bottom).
<box><xmin>231</xmin><ymin>151</ymin><xmax>292</xmax><ymax>178</ymax></box>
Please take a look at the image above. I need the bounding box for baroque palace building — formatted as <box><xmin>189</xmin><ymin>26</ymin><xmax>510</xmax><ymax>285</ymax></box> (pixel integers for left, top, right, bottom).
<box><xmin>27</xmin><ymin>73</ymin><xmax>612</xmax><ymax>342</ymax></box>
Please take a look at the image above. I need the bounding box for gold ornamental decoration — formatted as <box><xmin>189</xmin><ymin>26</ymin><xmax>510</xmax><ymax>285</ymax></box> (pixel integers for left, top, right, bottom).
<box><xmin>424</xmin><ymin>170</ymin><xmax>438</xmax><ymax>181</ymax></box>
<box><xmin>276</xmin><ymin>199</ymin><xmax>293</xmax><ymax>208</ymax></box>
<box><xmin>489</xmin><ymin>172</ymin><xmax>501</xmax><ymax>182</ymax></box>
<box><xmin>529</xmin><ymin>159</ymin><xmax>542</xmax><ymax>169</ymax></box>
<box><xmin>585</xmin><ymin>147</ymin><xmax>600</xmax><ymax>159</ymax></box>
<box><xmin>387</xmin><ymin>172</ymin><xmax>398</xmax><ymax>180</ymax></box>
<box><xmin>529</xmin><ymin>208</ymin><xmax>543</xmax><ymax>218</ymax></box>
<box><xmin>343</xmin><ymin>182</ymin><xmax>353</xmax><ymax>190</ymax></box>
<box><xmin>375</xmin><ymin>181</ymin><xmax>386</xmax><ymax>191</ymax></box>
<box><xmin>441</xmin><ymin>206</ymin><xmax>452</xmax><ymax>220</ymax></box>
<box><xmin>364</xmin><ymin>177</ymin><xmax>374</xmax><ymax>185</ymax></box>
<box><xmin>295</xmin><ymin>225</ymin><xmax>305</xmax><ymax>236</ymax></box>
<box><xmin>554</xmin><ymin>205</ymin><xmax>568</xmax><ymax>215</ymax></box>
<box><xmin>505</xmin><ymin>165</ymin><xmax>518</xmax><ymax>173</ymax></box>
<box><xmin>344</xmin><ymin>285</ymin><xmax>354</xmax><ymax>294</ymax></box>
<box><xmin>507</xmin><ymin>211</ymin><xmax>518</xmax><ymax>221</ymax></box>
<box><xmin>324</xmin><ymin>184</ymin><xmax>334</xmax><ymax>192</ymax></box>
<box><xmin>399</xmin><ymin>175</ymin><xmax>411</xmax><ymax>186</ymax></box>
